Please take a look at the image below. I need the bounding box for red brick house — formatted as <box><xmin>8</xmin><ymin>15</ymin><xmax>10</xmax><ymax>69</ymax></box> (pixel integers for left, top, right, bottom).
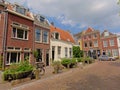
<box><xmin>0</xmin><ymin>1</ymin><xmax>50</xmax><ymax>67</ymax></box>
<box><xmin>34</xmin><ymin>15</ymin><xmax>50</xmax><ymax>66</ymax></box>
<box><xmin>101</xmin><ymin>30</ymin><xmax>119</xmax><ymax>58</ymax></box>
<box><xmin>81</xmin><ymin>27</ymin><xmax>101</xmax><ymax>59</ymax></box>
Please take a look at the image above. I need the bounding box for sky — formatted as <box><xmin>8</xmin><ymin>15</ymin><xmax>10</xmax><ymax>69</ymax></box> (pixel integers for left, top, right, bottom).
<box><xmin>7</xmin><ymin>0</ymin><xmax>120</xmax><ymax>34</ymax></box>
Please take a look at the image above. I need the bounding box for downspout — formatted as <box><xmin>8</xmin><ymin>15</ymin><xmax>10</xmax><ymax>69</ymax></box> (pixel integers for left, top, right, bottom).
<box><xmin>2</xmin><ymin>11</ymin><xmax>8</xmax><ymax>69</ymax></box>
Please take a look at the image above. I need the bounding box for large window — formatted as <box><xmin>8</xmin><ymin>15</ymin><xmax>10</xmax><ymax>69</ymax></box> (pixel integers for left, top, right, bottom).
<box><xmin>112</xmin><ymin>49</ymin><xmax>118</xmax><ymax>57</ymax></box>
<box><xmin>84</xmin><ymin>42</ymin><xmax>87</xmax><ymax>47</ymax></box>
<box><xmin>43</xmin><ymin>31</ymin><xmax>49</xmax><ymax>43</ymax></box>
<box><xmin>89</xmin><ymin>41</ymin><xmax>92</xmax><ymax>47</ymax></box>
<box><xmin>58</xmin><ymin>46</ymin><xmax>61</xmax><ymax>58</ymax></box>
<box><xmin>109</xmin><ymin>40</ymin><xmax>115</xmax><ymax>46</ymax></box>
<box><xmin>103</xmin><ymin>41</ymin><xmax>108</xmax><ymax>47</ymax></box>
<box><xmin>16</xmin><ymin>5</ymin><xmax>26</xmax><ymax>15</ymax></box>
<box><xmin>94</xmin><ymin>40</ymin><xmax>98</xmax><ymax>47</ymax></box>
<box><xmin>12</xmin><ymin>28</ymin><xmax>28</xmax><ymax>40</ymax></box>
<box><xmin>24</xmin><ymin>48</ymin><xmax>30</xmax><ymax>60</ymax></box>
<box><xmin>65</xmin><ymin>47</ymin><xmax>68</xmax><ymax>57</ymax></box>
<box><xmin>35</xmin><ymin>29</ymin><xmax>41</xmax><ymax>42</ymax></box>
<box><xmin>6</xmin><ymin>52</ymin><xmax>20</xmax><ymax>64</ymax></box>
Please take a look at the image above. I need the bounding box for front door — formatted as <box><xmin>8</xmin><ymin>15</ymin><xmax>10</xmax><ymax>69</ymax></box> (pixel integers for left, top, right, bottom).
<box><xmin>52</xmin><ymin>46</ymin><xmax>55</xmax><ymax>61</ymax></box>
<box><xmin>46</xmin><ymin>50</ymin><xmax>49</xmax><ymax>66</ymax></box>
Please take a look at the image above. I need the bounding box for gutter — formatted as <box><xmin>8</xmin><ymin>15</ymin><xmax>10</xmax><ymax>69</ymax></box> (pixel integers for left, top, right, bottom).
<box><xmin>2</xmin><ymin>11</ymin><xmax>8</xmax><ymax>69</ymax></box>
<box><xmin>6</xmin><ymin>9</ymin><xmax>34</xmax><ymax>21</ymax></box>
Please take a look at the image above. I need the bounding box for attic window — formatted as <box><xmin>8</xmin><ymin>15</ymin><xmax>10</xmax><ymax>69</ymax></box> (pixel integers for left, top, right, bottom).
<box><xmin>15</xmin><ymin>5</ymin><xmax>26</xmax><ymax>15</ymax></box>
<box><xmin>54</xmin><ymin>32</ymin><xmax>59</xmax><ymax>39</ymax></box>
<box><xmin>40</xmin><ymin>16</ymin><xmax>45</xmax><ymax>22</ymax></box>
<box><xmin>104</xmin><ymin>32</ymin><xmax>109</xmax><ymax>37</ymax></box>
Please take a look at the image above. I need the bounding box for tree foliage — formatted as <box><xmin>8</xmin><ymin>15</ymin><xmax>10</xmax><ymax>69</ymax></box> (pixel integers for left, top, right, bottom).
<box><xmin>73</xmin><ymin>46</ymin><xmax>83</xmax><ymax>58</ymax></box>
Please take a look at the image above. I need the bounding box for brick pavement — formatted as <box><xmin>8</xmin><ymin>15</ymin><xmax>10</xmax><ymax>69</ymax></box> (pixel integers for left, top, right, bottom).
<box><xmin>12</xmin><ymin>60</ymin><xmax>120</xmax><ymax>90</ymax></box>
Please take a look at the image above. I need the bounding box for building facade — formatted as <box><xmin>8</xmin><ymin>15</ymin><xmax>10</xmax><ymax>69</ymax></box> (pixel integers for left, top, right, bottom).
<box><xmin>34</xmin><ymin>15</ymin><xmax>50</xmax><ymax>66</ymax></box>
<box><xmin>101</xmin><ymin>30</ymin><xmax>119</xmax><ymax>58</ymax></box>
<box><xmin>50</xmin><ymin>25</ymin><xmax>75</xmax><ymax>63</ymax></box>
<box><xmin>0</xmin><ymin>1</ymin><xmax>50</xmax><ymax>67</ymax></box>
<box><xmin>81</xmin><ymin>27</ymin><xmax>101</xmax><ymax>59</ymax></box>
<box><xmin>117</xmin><ymin>35</ymin><xmax>120</xmax><ymax>58</ymax></box>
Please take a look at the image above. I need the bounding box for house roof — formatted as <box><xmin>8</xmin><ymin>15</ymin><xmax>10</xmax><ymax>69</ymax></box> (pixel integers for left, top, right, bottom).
<box><xmin>50</xmin><ymin>25</ymin><xmax>75</xmax><ymax>44</ymax></box>
<box><xmin>4</xmin><ymin>2</ymin><xmax>34</xmax><ymax>20</ymax></box>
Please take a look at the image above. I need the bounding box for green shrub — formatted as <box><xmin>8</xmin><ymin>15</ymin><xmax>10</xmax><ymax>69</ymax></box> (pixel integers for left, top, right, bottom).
<box><xmin>82</xmin><ymin>57</ymin><xmax>93</xmax><ymax>64</ymax></box>
<box><xmin>77</xmin><ymin>58</ymin><xmax>83</xmax><ymax>62</ymax></box>
<box><xmin>3</xmin><ymin>60</ymin><xmax>33</xmax><ymax>81</ymax></box>
<box><xmin>61</xmin><ymin>58</ymin><xmax>77</xmax><ymax>68</ymax></box>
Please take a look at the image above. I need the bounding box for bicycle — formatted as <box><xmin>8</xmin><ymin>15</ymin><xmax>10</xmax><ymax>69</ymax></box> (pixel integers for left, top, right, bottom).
<box><xmin>35</xmin><ymin>62</ymin><xmax>45</xmax><ymax>75</ymax></box>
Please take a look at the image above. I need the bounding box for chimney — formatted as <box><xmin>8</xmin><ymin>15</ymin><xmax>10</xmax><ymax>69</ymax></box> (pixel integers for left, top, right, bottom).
<box><xmin>51</xmin><ymin>22</ymin><xmax>54</xmax><ymax>26</ymax></box>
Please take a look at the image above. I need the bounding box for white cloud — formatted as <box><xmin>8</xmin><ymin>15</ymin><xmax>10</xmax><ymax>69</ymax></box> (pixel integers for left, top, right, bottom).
<box><xmin>7</xmin><ymin>0</ymin><xmax>120</xmax><ymax>32</ymax></box>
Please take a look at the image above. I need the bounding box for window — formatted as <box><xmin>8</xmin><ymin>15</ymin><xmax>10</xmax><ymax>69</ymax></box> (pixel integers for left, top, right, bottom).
<box><xmin>6</xmin><ymin>52</ymin><xmax>20</xmax><ymax>64</ymax></box>
<box><xmin>84</xmin><ymin>42</ymin><xmax>87</xmax><ymax>47</ymax></box>
<box><xmin>54</xmin><ymin>33</ymin><xmax>59</xmax><ymax>39</ymax></box>
<box><xmin>69</xmin><ymin>48</ymin><xmax>72</xmax><ymax>58</ymax></box>
<box><xmin>104</xmin><ymin>32</ymin><xmax>109</xmax><ymax>37</ymax></box>
<box><xmin>58</xmin><ymin>46</ymin><xmax>61</xmax><ymax>58</ymax></box>
<box><xmin>94</xmin><ymin>40</ymin><xmax>98</xmax><ymax>47</ymax></box>
<box><xmin>43</xmin><ymin>31</ymin><xmax>48</xmax><ymax>43</ymax></box>
<box><xmin>89</xmin><ymin>42</ymin><xmax>92</xmax><ymax>47</ymax></box>
<box><xmin>103</xmin><ymin>41</ymin><xmax>108</xmax><ymax>47</ymax></box>
<box><xmin>36</xmin><ymin>49</ymin><xmax>43</xmax><ymax>62</ymax></box>
<box><xmin>40</xmin><ymin>16</ymin><xmax>45</xmax><ymax>22</ymax></box>
<box><xmin>119</xmin><ymin>39</ymin><xmax>120</xmax><ymax>44</ymax></box>
<box><xmin>94</xmin><ymin>34</ymin><xmax>97</xmax><ymax>38</ymax></box>
<box><xmin>16</xmin><ymin>5</ymin><xmax>26</xmax><ymax>15</ymax></box>
<box><xmin>112</xmin><ymin>49</ymin><xmax>118</xmax><ymax>57</ymax></box>
<box><xmin>110</xmin><ymin>40</ymin><xmax>114</xmax><ymax>46</ymax></box>
<box><xmin>65</xmin><ymin>47</ymin><xmax>68</xmax><ymax>57</ymax></box>
<box><xmin>24</xmin><ymin>52</ymin><xmax>30</xmax><ymax>60</ymax></box>
<box><xmin>12</xmin><ymin>28</ymin><xmax>28</xmax><ymax>40</ymax></box>
<box><xmin>35</xmin><ymin>29</ymin><xmax>41</xmax><ymax>42</ymax></box>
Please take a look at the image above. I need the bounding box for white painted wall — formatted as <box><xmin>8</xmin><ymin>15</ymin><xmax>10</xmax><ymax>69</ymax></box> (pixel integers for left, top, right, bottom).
<box><xmin>50</xmin><ymin>39</ymin><xmax>74</xmax><ymax>63</ymax></box>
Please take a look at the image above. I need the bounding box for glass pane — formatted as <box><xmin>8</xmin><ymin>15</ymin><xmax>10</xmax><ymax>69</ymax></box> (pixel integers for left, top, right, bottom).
<box><xmin>24</xmin><ymin>52</ymin><xmax>29</xmax><ymax>60</ymax></box>
<box><xmin>6</xmin><ymin>53</ymin><xmax>9</xmax><ymax>64</ymax></box>
<box><xmin>12</xmin><ymin>28</ymin><xmax>16</xmax><ymax>37</ymax></box>
<box><xmin>10</xmin><ymin>52</ymin><xmax>17</xmax><ymax>63</ymax></box>
<box><xmin>35</xmin><ymin>29</ymin><xmax>41</xmax><ymax>41</ymax></box>
<box><xmin>17</xmin><ymin>29</ymin><xmax>24</xmax><ymax>39</ymax></box>
<box><xmin>43</xmin><ymin>31</ymin><xmax>48</xmax><ymax>43</ymax></box>
<box><xmin>18</xmin><ymin>53</ymin><xmax>20</xmax><ymax>62</ymax></box>
<box><xmin>25</xmin><ymin>31</ymin><xmax>28</xmax><ymax>39</ymax></box>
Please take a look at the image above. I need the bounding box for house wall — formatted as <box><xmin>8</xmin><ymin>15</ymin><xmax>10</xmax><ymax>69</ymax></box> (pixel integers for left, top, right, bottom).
<box><xmin>5</xmin><ymin>12</ymin><xmax>34</xmax><ymax>64</ymax></box>
<box><xmin>50</xmin><ymin>39</ymin><xmax>73</xmax><ymax>63</ymax></box>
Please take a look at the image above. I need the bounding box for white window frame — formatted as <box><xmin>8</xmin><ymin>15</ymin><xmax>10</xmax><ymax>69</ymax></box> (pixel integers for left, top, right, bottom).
<box><xmin>103</xmin><ymin>41</ymin><xmax>108</xmax><ymax>47</ymax></box>
<box><xmin>35</xmin><ymin>28</ymin><xmax>42</xmax><ymax>42</ymax></box>
<box><xmin>94</xmin><ymin>40</ymin><xmax>98</xmax><ymax>47</ymax></box>
<box><xmin>109</xmin><ymin>39</ymin><xmax>115</xmax><ymax>46</ymax></box>
<box><xmin>42</xmin><ymin>30</ymin><xmax>49</xmax><ymax>43</ymax></box>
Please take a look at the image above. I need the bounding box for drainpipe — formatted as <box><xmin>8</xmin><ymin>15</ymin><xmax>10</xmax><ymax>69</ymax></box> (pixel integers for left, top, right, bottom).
<box><xmin>2</xmin><ymin>11</ymin><xmax>8</xmax><ymax>70</ymax></box>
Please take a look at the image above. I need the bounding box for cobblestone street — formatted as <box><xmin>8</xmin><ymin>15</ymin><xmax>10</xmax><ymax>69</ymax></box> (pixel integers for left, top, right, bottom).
<box><xmin>12</xmin><ymin>60</ymin><xmax>120</xmax><ymax>90</ymax></box>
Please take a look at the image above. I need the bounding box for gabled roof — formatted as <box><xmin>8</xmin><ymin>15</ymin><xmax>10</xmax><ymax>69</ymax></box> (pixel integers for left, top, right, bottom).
<box><xmin>50</xmin><ymin>25</ymin><xmax>75</xmax><ymax>44</ymax></box>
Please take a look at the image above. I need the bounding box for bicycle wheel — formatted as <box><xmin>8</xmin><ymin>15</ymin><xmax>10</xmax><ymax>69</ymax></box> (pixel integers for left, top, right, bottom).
<box><xmin>39</xmin><ymin>68</ymin><xmax>45</xmax><ymax>75</ymax></box>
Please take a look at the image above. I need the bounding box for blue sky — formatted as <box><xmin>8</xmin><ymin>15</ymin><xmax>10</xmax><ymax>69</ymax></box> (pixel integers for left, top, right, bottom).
<box><xmin>7</xmin><ymin>0</ymin><xmax>120</xmax><ymax>34</ymax></box>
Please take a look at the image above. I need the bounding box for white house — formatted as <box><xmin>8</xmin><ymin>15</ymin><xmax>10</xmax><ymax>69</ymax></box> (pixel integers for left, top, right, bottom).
<box><xmin>50</xmin><ymin>25</ymin><xmax>75</xmax><ymax>63</ymax></box>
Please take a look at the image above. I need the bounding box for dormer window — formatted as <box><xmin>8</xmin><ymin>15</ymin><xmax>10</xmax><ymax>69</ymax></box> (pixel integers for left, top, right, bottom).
<box><xmin>40</xmin><ymin>16</ymin><xmax>45</xmax><ymax>22</ymax></box>
<box><xmin>15</xmin><ymin>5</ymin><xmax>26</xmax><ymax>15</ymax></box>
<box><xmin>104</xmin><ymin>32</ymin><xmax>109</xmax><ymax>37</ymax></box>
<box><xmin>54</xmin><ymin>32</ymin><xmax>60</xmax><ymax>39</ymax></box>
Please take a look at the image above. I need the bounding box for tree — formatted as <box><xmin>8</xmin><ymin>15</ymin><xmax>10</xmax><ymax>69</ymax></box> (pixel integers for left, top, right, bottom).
<box><xmin>73</xmin><ymin>46</ymin><xmax>83</xmax><ymax>58</ymax></box>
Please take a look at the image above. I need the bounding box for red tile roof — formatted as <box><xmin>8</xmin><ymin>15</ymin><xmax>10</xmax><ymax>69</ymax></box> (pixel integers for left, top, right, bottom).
<box><xmin>50</xmin><ymin>25</ymin><xmax>75</xmax><ymax>44</ymax></box>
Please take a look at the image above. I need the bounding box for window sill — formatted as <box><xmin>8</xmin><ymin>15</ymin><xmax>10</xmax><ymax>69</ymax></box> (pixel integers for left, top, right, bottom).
<box><xmin>11</xmin><ymin>37</ymin><xmax>28</xmax><ymax>41</ymax></box>
<box><xmin>35</xmin><ymin>41</ymin><xmax>49</xmax><ymax>44</ymax></box>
